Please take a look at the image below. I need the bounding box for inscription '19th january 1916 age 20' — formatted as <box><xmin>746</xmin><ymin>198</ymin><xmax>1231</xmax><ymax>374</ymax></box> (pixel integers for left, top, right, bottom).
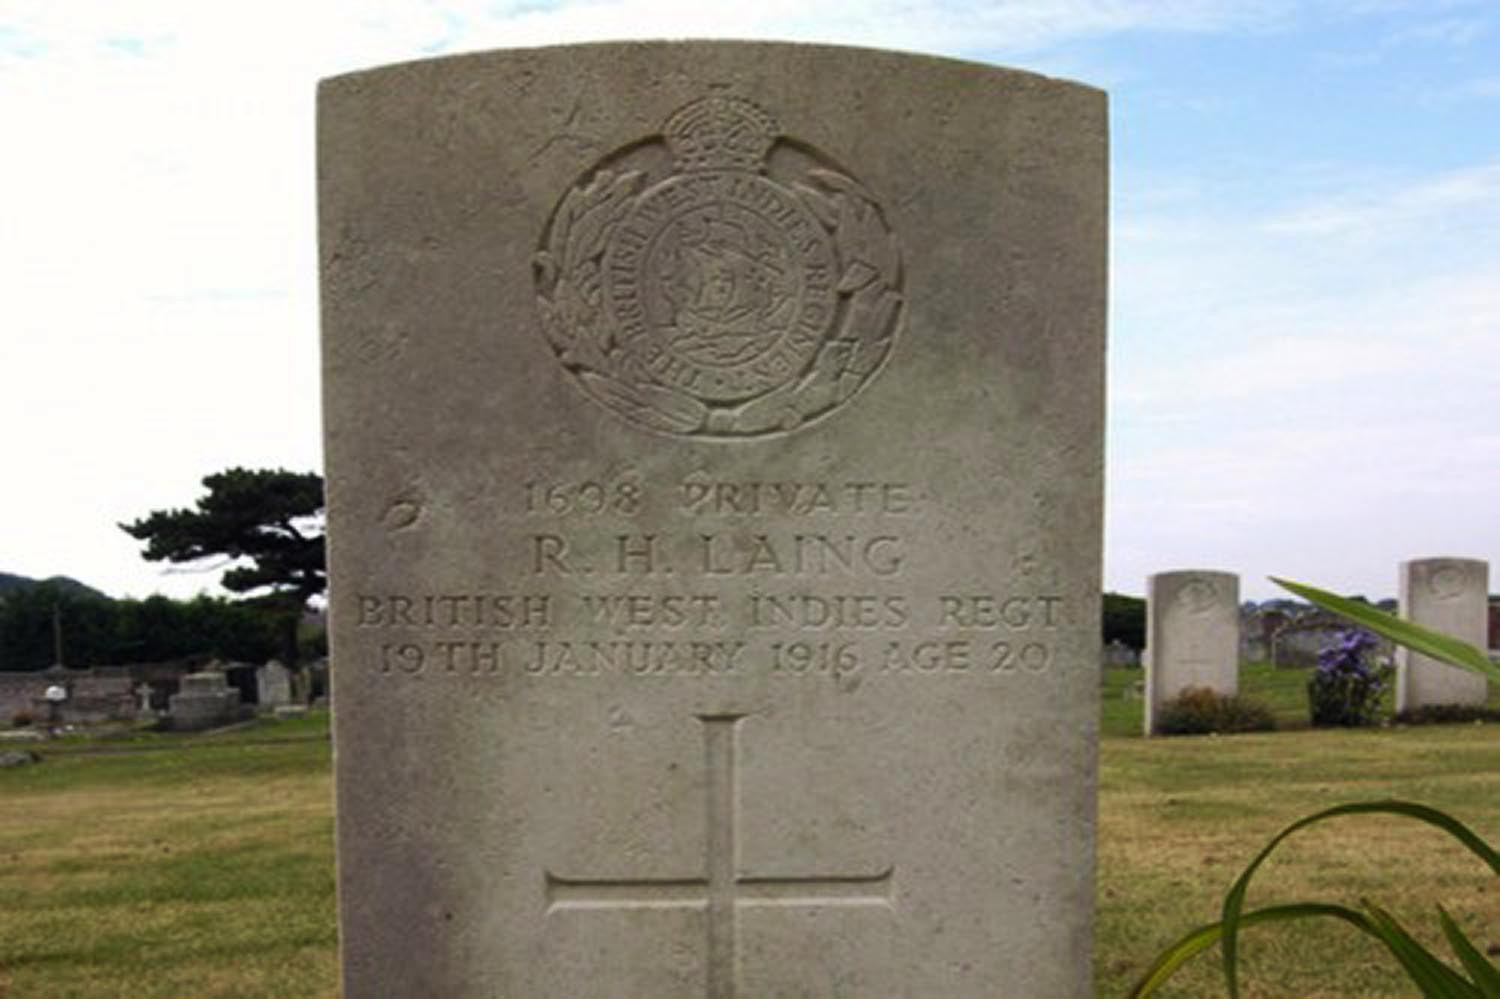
<box><xmin>533</xmin><ymin>94</ymin><xmax>904</xmax><ymax>439</ymax></box>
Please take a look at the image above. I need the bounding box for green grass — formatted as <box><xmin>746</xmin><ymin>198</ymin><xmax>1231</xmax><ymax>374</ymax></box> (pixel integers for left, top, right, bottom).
<box><xmin>1</xmin><ymin>702</ymin><xmax>1496</xmax><ymax>998</ymax></box>
<box><xmin>0</xmin><ymin>713</ymin><xmax>338</xmax><ymax>999</ymax></box>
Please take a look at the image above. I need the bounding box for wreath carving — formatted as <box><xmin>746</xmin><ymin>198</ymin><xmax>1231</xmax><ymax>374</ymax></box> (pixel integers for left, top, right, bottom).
<box><xmin>533</xmin><ymin>96</ymin><xmax>904</xmax><ymax>439</ymax></box>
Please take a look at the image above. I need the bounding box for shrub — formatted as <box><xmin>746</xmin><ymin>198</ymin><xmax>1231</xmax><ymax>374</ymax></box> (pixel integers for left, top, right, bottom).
<box><xmin>1394</xmin><ymin>703</ymin><xmax>1500</xmax><ymax>725</ymax></box>
<box><xmin>11</xmin><ymin>711</ymin><xmax>34</xmax><ymax>728</ymax></box>
<box><xmin>1157</xmin><ymin>687</ymin><xmax>1276</xmax><ymax>735</ymax></box>
<box><xmin>1308</xmin><ymin>628</ymin><xmax>1390</xmax><ymax>727</ymax></box>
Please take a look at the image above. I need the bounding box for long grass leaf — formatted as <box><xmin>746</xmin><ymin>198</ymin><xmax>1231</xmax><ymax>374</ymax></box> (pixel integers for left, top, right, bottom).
<box><xmin>1220</xmin><ymin>801</ymin><xmax>1500</xmax><ymax>999</ymax></box>
<box><xmin>1269</xmin><ymin>577</ymin><xmax>1500</xmax><ymax>683</ymax></box>
<box><xmin>1129</xmin><ymin>903</ymin><xmax>1372</xmax><ymax>998</ymax></box>
<box><xmin>1439</xmin><ymin>906</ymin><xmax>1500</xmax><ymax>999</ymax></box>
<box><xmin>1363</xmin><ymin>902</ymin><xmax>1482</xmax><ymax>999</ymax></box>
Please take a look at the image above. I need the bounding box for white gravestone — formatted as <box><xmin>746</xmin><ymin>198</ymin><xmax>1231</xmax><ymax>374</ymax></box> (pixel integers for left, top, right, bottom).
<box><xmin>1397</xmin><ymin>557</ymin><xmax>1490</xmax><ymax>711</ymax></box>
<box><xmin>321</xmin><ymin>41</ymin><xmax>1106</xmax><ymax>998</ymax></box>
<box><xmin>1144</xmin><ymin>570</ymin><xmax>1240</xmax><ymax>735</ymax></box>
<box><xmin>256</xmin><ymin>660</ymin><xmax>294</xmax><ymax>708</ymax></box>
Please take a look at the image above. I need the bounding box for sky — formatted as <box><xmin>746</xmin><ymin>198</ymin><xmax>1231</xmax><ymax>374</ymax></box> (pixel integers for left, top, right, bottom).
<box><xmin>2</xmin><ymin>0</ymin><xmax>1497</xmax><ymax>603</ymax></box>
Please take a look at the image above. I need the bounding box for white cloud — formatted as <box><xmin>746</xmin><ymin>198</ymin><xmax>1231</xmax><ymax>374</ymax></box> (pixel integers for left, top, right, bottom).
<box><xmin>1107</xmin><ymin>153</ymin><xmax>1500</xmax><ymax>597</ymax></box>
<box><xmin>1260</xmin><ymin>161</ymin><xmax>1500</xmax><ymax>239</ymax></box>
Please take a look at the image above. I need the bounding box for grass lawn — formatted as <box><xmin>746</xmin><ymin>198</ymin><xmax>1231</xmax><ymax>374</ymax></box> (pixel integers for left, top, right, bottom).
<box><xmin>1</xmin><ymin>686</ymin><xmax>1496</xmax><ymax>998</ymax></box>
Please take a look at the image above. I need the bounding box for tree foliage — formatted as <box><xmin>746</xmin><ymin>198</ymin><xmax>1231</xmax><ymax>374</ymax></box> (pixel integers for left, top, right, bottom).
<box><xmin>0</xmin><ymin>585</ymin><xmax>277</xmax><ymax>671</ymax></box>
<box><xmin>119</xmin><ymin>467</ymin><xmax>326</xmax><ymax>665</ymax></box>
<box><xmin>1103</xmin><ymin>591</ymin><xmax>1146</xmax><ymax>651</ymax></box>
<box><xmin>120</xmin><ymin>468</ymin><xmax>326</xmax><ymax>608</ymax></box>
<box><xmin>0</xmin><ymin>582</ymin><xmax>116</xmax><ymax>670</ymax></box>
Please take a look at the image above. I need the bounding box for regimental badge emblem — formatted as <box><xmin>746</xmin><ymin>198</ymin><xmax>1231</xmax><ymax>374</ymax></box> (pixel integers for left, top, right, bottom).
<box><xmin>533</xmin><ymin>96</ymin><xmax>905</xmax><ymax>438</ymax></box>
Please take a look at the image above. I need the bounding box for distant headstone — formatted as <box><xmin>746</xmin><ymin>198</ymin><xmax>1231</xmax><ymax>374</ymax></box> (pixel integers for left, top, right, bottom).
<box><xmin>0</xmin><ymin>749</ymin><xmax>39</xmax><ymax>768</ymax></box>
<box><xmin>1102</xmin><ymin>639</ymin><xmax>1140</xmax><ymax>668</ymax></box>
<box><xmin>1144</xmin><ymin>570</ymin><xmax>1240</xmax><ymax>735</ymax></box>
<box><xmin>168</xmin><ymin>672</ymin><xmax>242</xmax><ymax>731</ymax></box>
<box><xmin>1397</xmin><ymin>557</ymin><xmax>1490</xmax><ymax>710</ymax></box>
<box><xmin>1270</xmin><ymin>611</ymin><xmax>1386</xmax><ymax>670</ymax></box>
<box><xmin>256</xmin><ymin>660</ymin><xmax>294</xmax><ymax>708</ymax></box>
<box><xmin>321</xmin><ymin>41</ymin><xmax>1106</xmax><ymax>999</ymax></box>
<box><xmin>134</xmin><ymin>682</ymin><xmax>156</xmax><ymax>720</ymax></box>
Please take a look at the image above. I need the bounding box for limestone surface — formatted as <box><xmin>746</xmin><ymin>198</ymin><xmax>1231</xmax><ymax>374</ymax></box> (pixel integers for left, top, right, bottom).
<box><xmin>1144</xmin><ymin>570</ymin><xmax>1240</xmax><ymax>735</ymax></box>
<box><xmin>1397</xmin><ymin>557</ymin><xmax>1490</xmax><ymax>710</ymax></box>
<box><xmin>321</xmin><ymin>41</ymin><xmax>1106</xmax><ymax>998</ymax></box>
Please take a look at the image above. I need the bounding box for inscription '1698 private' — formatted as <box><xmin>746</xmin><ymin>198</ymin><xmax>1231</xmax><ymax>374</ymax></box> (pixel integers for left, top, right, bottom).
<box><xmin>533</xmin><ymin>95</ymin><xmax>905</xmax><ymax>439</ymax></box>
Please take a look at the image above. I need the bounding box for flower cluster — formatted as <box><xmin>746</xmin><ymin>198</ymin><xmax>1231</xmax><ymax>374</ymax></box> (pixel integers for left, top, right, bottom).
<box><xmin>1308</xmin><ymin>627</ymin><xmax>1389</xmax><ymax>727</ymax></box>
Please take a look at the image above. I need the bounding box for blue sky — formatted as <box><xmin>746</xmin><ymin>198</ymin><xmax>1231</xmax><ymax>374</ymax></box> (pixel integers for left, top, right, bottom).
<box><xmin>1</xmin><ymin>1</ymin><xmax>1496</xmax><ymax>602</ymax></box>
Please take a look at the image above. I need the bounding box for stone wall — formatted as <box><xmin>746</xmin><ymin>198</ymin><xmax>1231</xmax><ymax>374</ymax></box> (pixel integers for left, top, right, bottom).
<box><xmin>0</xmin><ymin>666</ymin><xmax>137</xmax><ymax>725</ymax></box>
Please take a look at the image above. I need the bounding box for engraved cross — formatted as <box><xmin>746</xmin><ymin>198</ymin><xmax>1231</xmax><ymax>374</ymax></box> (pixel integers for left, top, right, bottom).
<box><xmin>545</xmin><ymin>714</ymin><xmax>894</xmax><ymax>999</ymax></box>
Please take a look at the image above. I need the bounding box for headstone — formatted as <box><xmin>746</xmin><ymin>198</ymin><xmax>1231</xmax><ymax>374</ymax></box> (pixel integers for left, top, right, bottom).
<box><xmin>1101</xmin><ymin>639</ymin><xmax>1140</xmax><ymax>668</ymax></box>
<box><xmin>135</xmin><ymin>682</ymin><xmax>159</xmax><ymax>723</ymax></box>
<box><xmin>1397</xmin><ymin>557</ymin><xmax>1490</xmax><ymax>710</ymax></box>
<box><xmin>1238</xmin><ymin>605</ymin><xmax>1289</xmax><ymax>663</ymax></box>
<box><xmin>167</xmin><ymin>672</ymin><xmax>242</xmax><ymax>731</ymax></box>
<box><xmin>1144</xmin><ymin>570</ymin><xmax>1240</xmax><ymax>735</ymax></box>
<box><xmin>256</xmin><ymin>660</ymin><xmax>294</xmax><ymax>708</ymax></box>
<box><xmin>1269</xmin><ymin>611</ymin><xmax>1390</xmax><ymax>670</ymax></box>
<box><xmin>321</xmin><ymin>42</ymin><xmax>1105</xmax><ymax>998</ymax></box>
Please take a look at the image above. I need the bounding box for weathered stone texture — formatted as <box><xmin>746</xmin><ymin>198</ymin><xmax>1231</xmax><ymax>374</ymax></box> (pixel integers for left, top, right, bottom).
<box><xmin>1397</xmin><ymin>557</ymin><xmax>1490</xmax><ymax>710</ymax></box>
<box><xmin>321</xmin><ymin>41</ymin><xmax>1105</xmax><ymax>998</ymax></box>
<box><xmin>1144</xmin><ymin>570</ymin><xmax>1240</xmax><ymax>734</ymax></box>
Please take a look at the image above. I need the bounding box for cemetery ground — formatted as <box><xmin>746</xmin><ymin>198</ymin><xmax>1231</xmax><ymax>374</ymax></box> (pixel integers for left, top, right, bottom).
<box><xmin>0</xmin><ymin>676</ymin><xmax>1495</xmax><ymax>999</ymax></box>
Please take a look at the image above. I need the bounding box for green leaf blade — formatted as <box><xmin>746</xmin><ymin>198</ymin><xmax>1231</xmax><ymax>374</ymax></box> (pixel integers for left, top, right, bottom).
<box><xmin>1219</xmin><ymin>801</ymin><xmax>1500</xmax><ymax>999</ymax></box>
<box><xmin>1363</xmin><ymin>902</ymin><xmax>1483</xmax><ymax>999</ymax></box>
<box><xmin>1270</xmin><ymin>577</ymin><xmax>1500</xmax><ymax>683</ymax></box>
<box><xmin>1439</xmin><ymin>906</ymin><xmax>1500</xmax><ymax>999</ymax></box>
<box><xmin>1128</xmin><ymin>903</ymin><xmax>1373</xmax><ymax>999</ymax></box>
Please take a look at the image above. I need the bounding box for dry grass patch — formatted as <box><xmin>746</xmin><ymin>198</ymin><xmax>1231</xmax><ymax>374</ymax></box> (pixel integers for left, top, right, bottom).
<box><xmin>0</xmin><ymin>732</ymin><xmax>336</xmax><ymax>999</ymax></box>
<box><xmin>1</xmin><ymin>711</ymin><xmax>1495</xmax><ymax>998</ymax></box>
<box><xmin>1096</xmin><ymin>725</ymin><xmax>1500</xmax><ymax>998</ymax></box>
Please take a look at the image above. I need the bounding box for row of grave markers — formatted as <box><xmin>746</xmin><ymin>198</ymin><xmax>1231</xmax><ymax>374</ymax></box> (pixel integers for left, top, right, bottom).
<box><xmin>1144</xmin><ymin>557</ymin><xmax>1493</xmax><ymax>735</ymax></box>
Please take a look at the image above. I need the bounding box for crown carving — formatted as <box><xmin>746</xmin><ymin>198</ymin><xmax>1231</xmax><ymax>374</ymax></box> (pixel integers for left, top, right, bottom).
<box><xmin>663</xmin><ymin>96</ymin><xmax>778</xmax><ymax>172</ymax></box>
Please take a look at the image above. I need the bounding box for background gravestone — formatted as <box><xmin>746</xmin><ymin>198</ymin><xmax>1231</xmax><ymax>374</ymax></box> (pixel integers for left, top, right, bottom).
<box><xmin>1397</xmin><ymin>557</ymin><xmax>1490</xmax><ymax>710</ymax></box>
<box><xmin>256</xmin><ymin>659</ymin><xmax>293</xmax><ymax>709</ymax></box>
<box><xmin>321</xmin><ymin>42</ymin><xmax>1105</xmax><ymax>998</ymax></box>
<box><xmin>167</xmin><ymin>671</ymin><xmax>241</xmax><ymax>731</ymax></box>
<box><xmin>1143</xmin><ymin>570</ymin><xmax>1240</xmax><ymax>735</ymax></box>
